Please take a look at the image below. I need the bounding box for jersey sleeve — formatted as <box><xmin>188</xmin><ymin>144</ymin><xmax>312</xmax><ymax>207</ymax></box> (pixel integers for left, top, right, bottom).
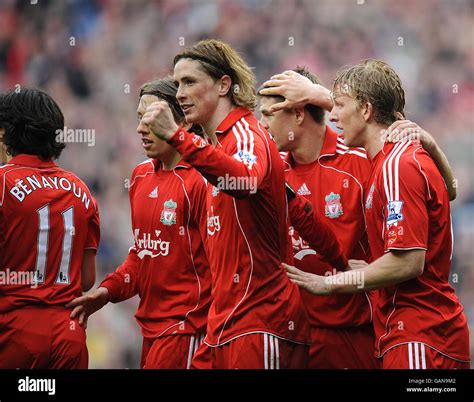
<box><xmin>288</xmin><ymin>194</ymin><xmax>348</xmax><ymax>270</ymax></box>
<box><xmin>99</xmin><ymin>166</ymin><xmax>141</xmax><ymax>302</ymax></box>
<box><xmin>84</xmin><ymin>198</ymin><xmax>100</xmax><ymax>251</ymax></box>
<box><xmin>99</xmin><ymin>246</ymin><xmax>140</xmax><ymax>302</ymax></box>
<box><xmin>167</xmin><ymin>127</ymin><xmax>268</xmax><ymax>198</ymax></box>
<box><xmin>382</xmin><ymin>151</ymin><xmax>429</xmax><ymax>252</ymax></box>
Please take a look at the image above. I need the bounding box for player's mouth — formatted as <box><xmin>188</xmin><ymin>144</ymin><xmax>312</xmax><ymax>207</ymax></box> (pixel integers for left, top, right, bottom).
<box><xmin>180</xmin><ymin>104</ymin><xmax>194</xmax><ymax>114</ymax></box>
<box><xmin>142</xmin><ymin>137</ymin><xmax>154</xmax><ymax>150</ymax></box>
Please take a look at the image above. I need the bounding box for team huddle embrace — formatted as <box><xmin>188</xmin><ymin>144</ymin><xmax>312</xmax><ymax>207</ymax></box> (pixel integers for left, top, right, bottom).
<box><xmin>0</xmin><ymin>39</ymin><xmax>470</xmax><ymax>370</ymax></box>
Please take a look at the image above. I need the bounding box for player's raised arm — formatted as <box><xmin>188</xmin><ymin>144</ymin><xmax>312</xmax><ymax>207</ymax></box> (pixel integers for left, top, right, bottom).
<box><xmin>143</xmin><ymin>115</ymin><xmax>269</xmax><ymax>199</ymax></box>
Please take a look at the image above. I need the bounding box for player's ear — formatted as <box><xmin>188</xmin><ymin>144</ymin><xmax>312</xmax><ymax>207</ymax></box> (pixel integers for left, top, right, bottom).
<box><xmin>0</xmin><ymin>128</ymin><xmax>8</xmax><ymax>165</ymax></box>
<box><xmin>218</xmin><ymin>75</ymin><xmax>232</xmax><ymax>97</ymax></box>
<box><xmin>294</xmin><ymin>107</ymin><xmax>305</xmax><ymax>126</ymax></box>
<box><xmin>362</xmin><ymin>101</ymin><xmax>374</xmax><ymax>122</ymax></box>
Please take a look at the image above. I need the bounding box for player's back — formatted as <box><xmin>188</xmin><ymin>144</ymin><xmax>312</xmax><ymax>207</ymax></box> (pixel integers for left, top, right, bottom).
<box><xmin>0</xmin><ymin>154</ymin><xmax>100</xmax><ymax>313</ymax></box>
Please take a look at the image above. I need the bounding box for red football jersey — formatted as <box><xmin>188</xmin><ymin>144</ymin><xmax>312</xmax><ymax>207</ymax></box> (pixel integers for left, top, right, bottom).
<box><xmin>285</xmin><ymin>127</ymin><xmax>374</xmax><ymax>328</ymax></box>
<box><xmin>100</xmin><ymin>159</ymin><xmax>212</xmax><ymax>338</ymax></box>
<box><xmin>0</xmin><ymin>154</ymin><xmax>100</xmax><ymax>313</ymax></box>
<box><xmin>365</xmin><ymin>141</ymin><xmax>469</xmax><ymax>361</ymax></box>
<box><xmin>167</xmin><ymin>107</ymin><xmax>310</xmax><ymax>346</ymax></box>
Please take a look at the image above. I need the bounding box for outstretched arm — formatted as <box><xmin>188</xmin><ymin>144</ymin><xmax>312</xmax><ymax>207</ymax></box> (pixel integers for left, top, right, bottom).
<box><xmin>284</xmin><ymin>249</ymin><xmax>425</xmax><ymax>295</ymax></box>
<box><xmin>67</xmin><ymin>248</ymin><xmax>141</xmax><ymax>327</ymax></box>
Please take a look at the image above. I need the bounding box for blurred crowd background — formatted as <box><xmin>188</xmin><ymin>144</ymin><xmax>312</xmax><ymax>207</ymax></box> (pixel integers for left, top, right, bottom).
<box><xmin>0</xmin><ymin>0</ymin><xmax>473</xmax><ymax>368</ymax></box>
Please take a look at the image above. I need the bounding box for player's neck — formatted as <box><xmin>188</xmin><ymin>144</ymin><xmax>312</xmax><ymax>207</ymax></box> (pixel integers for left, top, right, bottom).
<box><xmin>205</xmin><ymin>130</ymin><xmax>218</xmax><ymax>146</ymax></box>
<box><xmin>291</xmin><ymin>123</ymin><xmax>325</xmax><ymax>165</ymax></box>
<box><xmin>1</xmin><ymin>148</ymin><xmax>10</xmax><ymax>164</ymax></box>
<box><xmin>364</xmin><ymin>123</ymin><xmax>387</xmax><ymax>159</ymax></box>
<box><xmin>203</xmin><ymin>101</ymin><xmax>236</xmax><ymax>146</ymax></box>
<box><xmin>0</xmin><ymin>134</ymin><xmax>9</xmax><ymax>164</ymax></box>
<box><xmin>160</xmin><ymin>151</ymin><xmax>181</xmax><ymax>171</ymax></box>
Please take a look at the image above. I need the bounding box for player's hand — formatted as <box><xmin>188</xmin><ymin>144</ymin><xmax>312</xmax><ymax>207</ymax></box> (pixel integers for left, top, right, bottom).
<box><xmin>347</xmin><ymin>259</ymin><xmax>369</xmax><ymax>271</ymax></box>
<box><xmin>385</xmin><ymin>120</ymin><xmax>434</xmax><ymax>150</ymax></box>
<box><xmin>141</xmin><ymin>101</ymin><xmax>179</xmax><ymax>141</ymax></box>
<box><xmin>66</xmin><ymin>287</ymin><xmax>110</xmax><ymax>328</ymax></box>
<box><xmin>282</xmin><ymin>263</ymin><xmax>331</xmax><ymax>295</ymax></box>
<box><xmin>259</xmin><ymin>70</ymin><xmax>331</xmax><ymax>113</ymax></box>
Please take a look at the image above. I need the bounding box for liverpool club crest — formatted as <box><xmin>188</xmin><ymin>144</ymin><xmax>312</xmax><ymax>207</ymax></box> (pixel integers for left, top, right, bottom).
<box><xmin>160</xmin><ymin>199</ymin><xmax>177</xmax><ymax>226</ymax></box>
<box><xmin>325</xmin><ymin>192</ymin><xmax>343</xmax><ymax>219</ymax></box>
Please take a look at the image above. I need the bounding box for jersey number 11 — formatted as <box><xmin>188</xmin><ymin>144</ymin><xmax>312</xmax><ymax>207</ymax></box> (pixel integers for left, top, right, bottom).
<box><xmin>34</xmin><ymin>204</ymin><xmax>74</xmax><ymax>285</ymax></box>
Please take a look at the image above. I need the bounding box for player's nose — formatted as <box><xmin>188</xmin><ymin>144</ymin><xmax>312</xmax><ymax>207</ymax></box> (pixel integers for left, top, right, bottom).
<box><xmin>136</xmin><ymin>118</ymin><xmax>149</xmax><ymax>135</ymax></box>
<box><xmin>328</xmin><ymin>108</ymin><xmax>338</xmax><ymax>122</ymax></box>
<box><xmin>176</xmin><ymin>86</ymin><xmax>186</xmax><ymax>103</ymax></box>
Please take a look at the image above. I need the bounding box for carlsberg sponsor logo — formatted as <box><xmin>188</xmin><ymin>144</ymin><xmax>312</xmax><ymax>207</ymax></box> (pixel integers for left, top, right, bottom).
<box><xmin>134</xmin><ymin>229</ymin><xmax>170</xmax><ymax>259</ymax></box>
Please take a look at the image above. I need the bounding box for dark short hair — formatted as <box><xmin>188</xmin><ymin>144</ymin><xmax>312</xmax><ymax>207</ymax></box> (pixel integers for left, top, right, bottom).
<box><xmin>0</xmin><ymin>88</ymin><xmax>65</xmax><ymax>160</ymax></box>
<box><xmin>256</xmin><ymin>84</ymin><xmax>285</xmax><ymax>104</ymax></box>
<box><xmin>139</xmin><ymin>76</ymin><xmax>203</xmax><ymax>137</ymax></box>
<box><xmin>258</xmin><ymin>66</ymin><xmax>326</xmax><ymax>125</ymax></box>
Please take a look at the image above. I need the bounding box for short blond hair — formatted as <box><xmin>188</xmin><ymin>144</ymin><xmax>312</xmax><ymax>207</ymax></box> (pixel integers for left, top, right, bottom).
<box><xmin>174</xmin><ymin>39</ymin><xmax>257</xmax><ymax>110</ymax></box>
<box><xmin>333</xmin><ymin>59</ymin><xmax>405</xmax><ymax>125</ymax></box>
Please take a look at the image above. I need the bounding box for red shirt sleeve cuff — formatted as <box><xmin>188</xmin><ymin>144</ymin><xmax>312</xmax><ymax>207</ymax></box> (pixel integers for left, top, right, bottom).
<box><xmin>167</xmin><ymin>126</ymin><xmax>188</xmax><ymax>147</ymax></box>
<box><xmin>99</xmin><ymin>277</ymin><xmax>122</xmax><ymax>303</ymax></box>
